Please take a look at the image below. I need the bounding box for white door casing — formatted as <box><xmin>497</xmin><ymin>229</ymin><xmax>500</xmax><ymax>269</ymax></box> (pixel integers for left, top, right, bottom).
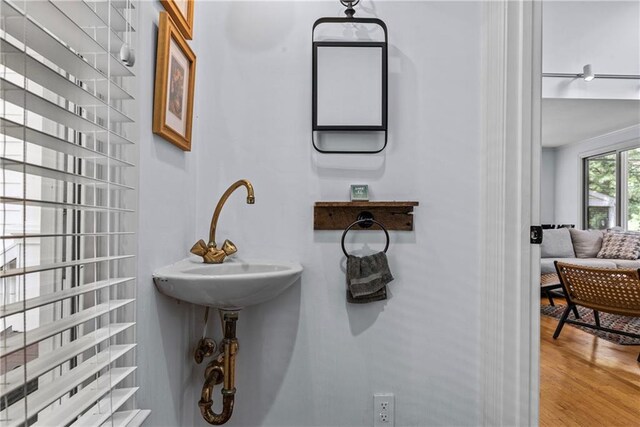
<box><xmin>480</xmin><ymin>1</ymin><xmax>542</xmax><ymax>425</ymax></box>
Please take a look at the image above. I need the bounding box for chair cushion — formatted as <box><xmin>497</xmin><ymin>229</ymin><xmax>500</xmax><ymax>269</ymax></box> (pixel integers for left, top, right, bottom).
<box><xmin>611</xmin><ymin>259</ymin><xmax>640</xmax><ymax>269</ymax></box>
<box><xmin>569</xmin><ymin>229</ymin><xmax>604</xmax><ymax>258</ymax></box>
<box><xmin>597</xmin><ymin>231</ymin><xmax>640</xmax><ymax>260</ymax></box>
<box><xmin>541</xmin><ymin>228</ymin><xmax>575</xmax><ymax>258</ymax></box>
<box><xmin>541</xmin><ymin>258</ymin><xmax>617</xmax><ymax>274</ymax></box>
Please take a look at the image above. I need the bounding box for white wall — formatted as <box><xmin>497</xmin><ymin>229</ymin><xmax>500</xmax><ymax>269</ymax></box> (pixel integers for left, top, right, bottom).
<box><xmin>543</xmin><ymin>1</ymin><xmax>640</xmax><ymax>74</ymax></box>
<box><xmin>553</xmin><ymin>125</ymin><xmax>640</xmax><ymax>226</ymax></box>
<box><xmin>541</xmin><ymin>148</ymin><xmax>556</xmax><ymax>224</ymax></box>
<box><xmin>138</xmin><ymin>1</ymin><xmax>483</xmax><ymax>426</ymax></box>
<box><xmin>135</xmin><ymin>2</ymin><xmax>203</xmax><ymax>425</ymax></box>
<box><xmin>542</xmin><ymin>1</ymin><xmax>640</xmax><ymax>100</ymax></box>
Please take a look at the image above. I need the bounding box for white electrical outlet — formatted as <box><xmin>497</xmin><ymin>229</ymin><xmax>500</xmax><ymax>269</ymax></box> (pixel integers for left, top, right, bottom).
<box><xmin>373</xmin><ymin>393</ymin><xmax>394</xmax><ymax>427</ymax></box>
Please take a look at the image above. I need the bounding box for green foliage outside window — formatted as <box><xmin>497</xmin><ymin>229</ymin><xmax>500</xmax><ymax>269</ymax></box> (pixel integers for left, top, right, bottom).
<box><xmin>626</xmin><ymin>148</ymin><xmax>640</xmax><ymax>231</ymax></box>
<box><xmin>587</xmin><ymin>154</ymin><xmax>616</xmax><ymax>198</ymax></box>
<box><xmin>586</xmin><ymin>148</ymin><xmax>640</xmax><ymax>231</ymax></box>
<box><xmin>587</xmin><ymin>154</ymin><xmax>616</xmax><ymax>230</ymax></box>
<box><xmin>588</xmin><ymin>207</ymin><xmax>610</xmax><ymax>230</ymax></box>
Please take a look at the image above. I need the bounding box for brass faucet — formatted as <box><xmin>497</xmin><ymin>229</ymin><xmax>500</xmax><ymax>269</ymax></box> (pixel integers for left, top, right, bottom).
<box><xmin>191</xmin><ymin>179</ymin><xmax>255</xmax><ymax>263</ymax></box>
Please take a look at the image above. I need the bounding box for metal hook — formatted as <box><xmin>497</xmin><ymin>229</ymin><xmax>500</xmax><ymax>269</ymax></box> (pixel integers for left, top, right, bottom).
<box><xmin>341</xmin><ymin>217</ymin><xmax>390</xmax><ymax>257</ymax></box>
<box><xmin>340</xmin><ymin>0</ymin><xmax>360</xmax><ymax>18</ymax></box>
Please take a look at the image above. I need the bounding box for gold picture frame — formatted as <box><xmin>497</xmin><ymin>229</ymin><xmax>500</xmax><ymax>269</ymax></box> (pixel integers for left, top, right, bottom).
<box><xmin>160</xmin><ymin>0</ymin><xmax>194</xmax><ymax>40</ymax></box>
<box><xmin>153</xmin><ymin>12</ymin><xmax>196</xmax><ymax>151</ymax></box>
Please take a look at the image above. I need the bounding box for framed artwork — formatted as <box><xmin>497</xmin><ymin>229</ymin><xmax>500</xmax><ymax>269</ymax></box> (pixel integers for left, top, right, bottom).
<box><xmin>153</xmin><ymin>12</ymin><xmax>196</xmax><ymax>151</ymax></box>
<box><xmin>160</xmin><ymin>0</ymin><xmax>194</xmax><ymax>39</ymax></box>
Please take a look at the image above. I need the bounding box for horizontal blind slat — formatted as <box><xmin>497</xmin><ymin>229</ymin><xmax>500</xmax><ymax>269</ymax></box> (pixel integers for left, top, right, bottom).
<box><xmin>125</xmin><ymin>410</ymin><xmax>152</xmax><ymax>427</ymax></box>
<box><xmin>0</xmin><ymin>255</ymin><xmax>134</xmax><ymax>279</ymax></box>
<box><xmin>0</xmin><ymin>37</ymin><xmax>133</xmax><ymax>123</ymax></box>
<box><xmin>101</xmin><ymin>1</ymin><xmax>135</xmax><ymax>10</ymax></box>
<box><xmin>0</xmin><ymin>323</ymin><xmax>135</xmax><ymax>397</ymax></box>
<box><xmin>19</xmin><ymin>0</ymin><xmax>107</xmax><ymax>55</ymax></box>
<box><xmin>0</xmin><ymin>196</ymin><xmax>134</xmax><ymax>213</ymax></box>
<box><xmin>0</xmin><ymin>117</ymin><xmax>134</xmax><ymax>167</ymax></box>
<box><xmin>1</xmin><ymin>299</ymin><xmax>134</xmax><ymax>356</ymax></box>
<box><xmin>35</xmin><ymin>370</ymin><xmax>137</xmax><ymax>427</ymax></box>
<box><xmin>0</xmin><ymin>232</ymin><xmax>135</xmax><ymax>240</ymax></box>
<box><xmin>0</xmin><ymin>0</ymin><xmax>132</xmax><ymax>99</ymax></box>
<box><xmin>0</xmin><ymin>158</ymin><xmax>134</xmax><ymax>190</ymax></box>
<box><xmin>0</xmin><ymin>75</ymin><xmax>106</xmax><ymax>133</ymax></box>
<box><xmin>87</xmin><ymin>0</ymin><xmax>135</xmax><ymax>33</ymax></box>
<box><xmin>1</xmin><ymin>277</ymin><xmax>134</xmax><ymax>318</ymax></box>
<box><xmin>70</xmin><ymin>386</ymin><xmax>138</xmax><ymax>427</ymax></box>
<box><xmin>101</xmin><ymin>409</ymin><xmax>146</xmax><ymax>427</ymax></box>
<box><xmin>50</xmin><ymin>0</ymin><xmax>130</xmax><ymax>53</ymax></box>
<box><xmin>15</xmin><ymin>0</ymin><xmax>133</xmax><ymax>78</ymax></box>
<box><xmin>0</xmin><ymin>76</ymin><xmax>133</xmax><ymax>144</ymax></box>
<box><xmin>0</xmin><ymin>345</ymin><xmax>135</xmax><ymax>427</ymax></box>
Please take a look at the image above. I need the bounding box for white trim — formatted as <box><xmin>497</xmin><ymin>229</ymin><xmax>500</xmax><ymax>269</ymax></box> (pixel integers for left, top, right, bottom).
<box><xmin>480</xmin><ymin>1</ymin><xmax>541</xmax><ymax>425</ymax></box>
<box><xmin>541</xmin><ymin>124</ymin><xmax>640</xmax><ymax>152</ymax></box>
<box><xmin>577</xmin><ymin>127</ymin><xmax>640</xmax><ymax>159</ymax></box>
<box><xmin>575</xmin><ymin>155</ymin><xmax>584</xmax><ymax>227</ymax></box>
<box><xmin>529</xmin><ymin>4</ymin><xmax>543</xmax><ymax>426</ymax></box>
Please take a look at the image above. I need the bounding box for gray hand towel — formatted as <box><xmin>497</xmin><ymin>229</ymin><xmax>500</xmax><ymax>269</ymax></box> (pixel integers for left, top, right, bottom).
<box><xmin>346</xmin><ymin>252</ymin><xmax>394</xmax><ymax>303</ymax></box>
<box><xmin>347</xmin><ymin>285</ymin><xmax>387</xmax><ymax>304</ymax></box>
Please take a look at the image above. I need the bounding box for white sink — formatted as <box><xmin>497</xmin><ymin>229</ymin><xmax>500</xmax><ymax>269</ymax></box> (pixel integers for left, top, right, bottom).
<box><xmin>153</xmin><ymin>257</ymin><xmax>303</xmax><ymax>310</ymax></box>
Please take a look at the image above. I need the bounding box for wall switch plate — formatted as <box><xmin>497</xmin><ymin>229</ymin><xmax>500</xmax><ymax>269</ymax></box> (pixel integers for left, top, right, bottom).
<box><xmin>373</xmin><ymin>393</ymin><xmax>394</xmax><ymax>427</ymax></box>
<box><xmin>350</xmin><ymin>184</ymin><xmax>369</xmax><ymax>201</ymax></box>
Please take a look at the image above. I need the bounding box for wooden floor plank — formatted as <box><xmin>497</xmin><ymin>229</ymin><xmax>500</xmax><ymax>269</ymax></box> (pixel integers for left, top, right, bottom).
<box><xmin>540</xmin><ymin>297</ymin><xmax>640</xmax><ymax>427</ymax></box>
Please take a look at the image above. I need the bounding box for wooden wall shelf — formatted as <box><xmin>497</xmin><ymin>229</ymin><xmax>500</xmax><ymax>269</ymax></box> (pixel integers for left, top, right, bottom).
<box><xmin>314</xmin><ymin>201</ymin><xmax>419</xmax><ymax>231</ymax></box>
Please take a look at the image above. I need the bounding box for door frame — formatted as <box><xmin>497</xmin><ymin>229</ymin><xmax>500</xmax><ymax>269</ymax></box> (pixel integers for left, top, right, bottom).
<box><xmin>479</xmin><ymin>1</ymin><xmax>542</xmax><ymax>425</ymax></box>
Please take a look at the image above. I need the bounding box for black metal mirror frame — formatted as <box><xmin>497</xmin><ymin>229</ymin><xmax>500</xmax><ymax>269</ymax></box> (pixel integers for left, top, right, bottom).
<box><xmin>312</xmin><ymin>17</ymin><xmax>388</xmax><ymax>154</ymax></box>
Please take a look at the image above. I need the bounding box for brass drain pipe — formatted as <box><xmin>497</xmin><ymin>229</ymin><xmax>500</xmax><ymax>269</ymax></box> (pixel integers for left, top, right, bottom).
<box><xmin>198</xmin><ymin>311</ymin><xmax>239</xmax><ymax>425</ymax></box>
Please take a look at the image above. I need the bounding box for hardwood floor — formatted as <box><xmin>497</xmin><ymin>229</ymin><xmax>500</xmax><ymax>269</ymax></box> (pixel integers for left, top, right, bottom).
<box><xmin>540</xmin><ymin>297</ymin><xmax>640</xmax><ymax>426</ymax></box>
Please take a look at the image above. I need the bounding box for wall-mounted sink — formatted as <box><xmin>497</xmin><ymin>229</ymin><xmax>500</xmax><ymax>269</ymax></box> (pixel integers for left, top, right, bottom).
<box><xmin>153</xmin><ymin>257</ymin><xmax>303</xmax><ymax>310</ymax></box>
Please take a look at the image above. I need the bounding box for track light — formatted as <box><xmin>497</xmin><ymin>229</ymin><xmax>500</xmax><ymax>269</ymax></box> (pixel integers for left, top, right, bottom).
<box><xmin>543</xmin><ymin>66</ymin><xmax>640</xmax><ymax>80</ymax></box>
<box><xmin>582</xmin><ymin>64</ymin><xmax>595</xmax><ymax>82</ymax></box>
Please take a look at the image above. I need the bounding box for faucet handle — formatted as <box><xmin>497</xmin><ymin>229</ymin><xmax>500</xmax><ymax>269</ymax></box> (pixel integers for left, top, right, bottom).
<box><xmin>204</xmin><ymin>248</ymin><xmax>227</xmax><ymax>264</ymax></box>
<box><xmin>221</xmin><ymin>239</ymin><xmax>237</xmax><ymax>256</ymax></box>
<box><xmin>191</xmin><ymin>239</ymin><xmax>208</xmax><ymax>257</ymax></box>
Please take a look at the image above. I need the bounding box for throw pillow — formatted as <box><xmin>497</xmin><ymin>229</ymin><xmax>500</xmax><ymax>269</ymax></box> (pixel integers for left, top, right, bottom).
<box><xmin>569</xmin><ymin>229</ymin><xmax>604</xmax><ymax>258</ymax></box>
<box><xmin>541</xmin><ymin>228</ymin><xmax>575</xmax><ymax>258</ymax></box>
<box><xmin>597</xmin><ymin>231</ymin><xmax>640</xmax><ymax>260</ymax></box>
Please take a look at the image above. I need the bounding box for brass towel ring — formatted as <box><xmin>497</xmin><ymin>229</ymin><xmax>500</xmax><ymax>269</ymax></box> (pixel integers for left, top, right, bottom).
<box><xmin>341</xmin><ymin>218</ymin><xmax>390</xmax><ymax>257</ymax></box>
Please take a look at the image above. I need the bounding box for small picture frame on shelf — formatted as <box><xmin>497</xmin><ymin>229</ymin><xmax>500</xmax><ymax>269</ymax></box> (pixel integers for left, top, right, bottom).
<box><xmin>350</xmin><ymin>184</ymin><xmax>369</xmax><ymax>201</ymax></box>
<box><xmin>153</xmin><ymin>12</ymin><xmax>196</xmax><ymax>151</ymax></box>
<box><xmin>160</xmin><ymin>0</ymin><xmax>194</xmax><ymax>39</ymax></box>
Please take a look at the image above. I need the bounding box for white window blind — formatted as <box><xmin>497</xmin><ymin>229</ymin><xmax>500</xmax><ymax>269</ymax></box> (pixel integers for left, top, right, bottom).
<box><xmin>0</xmin><ymin>0</ymin><xmax>148</xmax><ymax>426</ymax></box>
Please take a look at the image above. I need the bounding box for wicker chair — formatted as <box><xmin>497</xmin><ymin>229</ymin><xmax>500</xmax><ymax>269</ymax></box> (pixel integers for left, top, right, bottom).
<box><xmin>553</xmin><ymin>261</ymin><xmax>640</xmax><ymax>362</ymax></box>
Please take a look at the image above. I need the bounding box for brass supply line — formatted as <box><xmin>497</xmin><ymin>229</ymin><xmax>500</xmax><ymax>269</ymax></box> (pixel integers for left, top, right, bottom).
<box><xmin>198</xmin><ymin>311</ymin><xmax>239</xmax><ymax>425</ymax></box>
<box><xmin>191</xmin><ymin>180</ymin><xmax>255</xmax><ymax>264</ymax></box>
<box><xmin>194</xmin><ymin>308</ymin><xmax>217</xmax><ymax>364</ymax></box>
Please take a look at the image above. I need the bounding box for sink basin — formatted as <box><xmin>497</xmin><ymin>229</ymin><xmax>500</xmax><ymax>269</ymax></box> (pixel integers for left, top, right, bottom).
<box><xmin>153</xmin><ymin>257</ymin><xmax>303</xmax><ymax>310</ymax></box>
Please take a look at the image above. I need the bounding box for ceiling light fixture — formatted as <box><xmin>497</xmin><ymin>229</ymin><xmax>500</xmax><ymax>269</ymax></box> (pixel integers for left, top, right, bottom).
<box><xmin>543</xmin><ymin>67</ymin><xmax>639</xmax><ymax>80</ymax></box>
<box><xmin>582</xmin><ymin>64</ymin><xmax>595</xmax><ymax>82</ymax></box>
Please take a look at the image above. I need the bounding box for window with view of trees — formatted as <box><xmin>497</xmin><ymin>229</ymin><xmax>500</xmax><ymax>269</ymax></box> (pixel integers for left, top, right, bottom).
<box><xmin>584</xmin><ymin>147</ymin><xmax>640</xmax><ymax>231</ymax></box>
